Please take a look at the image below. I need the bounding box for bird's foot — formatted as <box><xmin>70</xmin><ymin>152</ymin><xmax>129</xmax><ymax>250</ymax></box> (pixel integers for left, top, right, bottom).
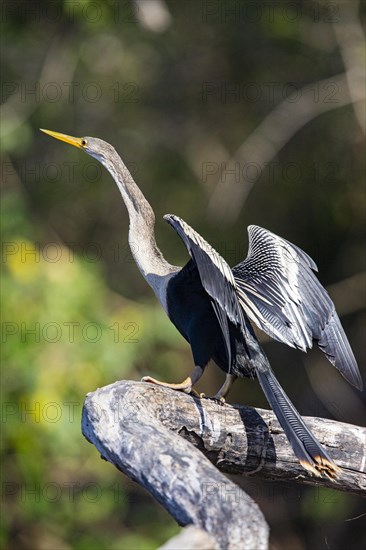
<box><xmin>141</xmin><ymin>375</ymin><xmax>193</xmax><ymax>394</ymax></box>
<box><xmin>141</xmin><ymin>366</ymin><xmax>204</xmax><ymax>396</ymax></box>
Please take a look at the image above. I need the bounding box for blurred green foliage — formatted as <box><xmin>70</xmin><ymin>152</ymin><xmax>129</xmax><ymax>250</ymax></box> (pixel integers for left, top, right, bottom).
<box><xmin>1</xmin><ymin>190</ymin><xmax>182</xmax><ymax>548</ymax></box>
<box><xmin>1</xmin><ymin>0</ymin><xmax>365</xmax><ymax>549</ymax></box>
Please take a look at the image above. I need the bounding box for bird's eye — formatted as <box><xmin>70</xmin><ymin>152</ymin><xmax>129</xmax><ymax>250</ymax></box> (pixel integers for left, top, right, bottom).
<box><xmin>81</xmin><ymin>139</ymin><xmax>87</xmax><ymax>147</ymax></box>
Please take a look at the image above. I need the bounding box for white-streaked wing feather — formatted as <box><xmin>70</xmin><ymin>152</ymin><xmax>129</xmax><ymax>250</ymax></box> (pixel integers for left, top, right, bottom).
<box><xmin>232</xmin><ymin>225</ymin><xmax>362</xmax><ymax>389</ymax></box>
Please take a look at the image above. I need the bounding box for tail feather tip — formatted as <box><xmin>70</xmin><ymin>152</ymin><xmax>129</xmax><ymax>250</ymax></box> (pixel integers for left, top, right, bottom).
<box><xmin>300</xmin><ymin>456</ymin><xmax>341</xmax><ymax>480</ymax></box>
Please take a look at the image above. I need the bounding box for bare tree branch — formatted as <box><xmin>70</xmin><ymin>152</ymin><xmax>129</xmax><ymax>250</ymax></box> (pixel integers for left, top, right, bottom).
<box><xmin>82</xmin><ymin>381</ymin><xmax>270</xmax><ymax>550</ymax></box>
<box><xmin>82</xmin><ymin>380</ymin><xmax>365</xmax><ymax>547</ymax></box>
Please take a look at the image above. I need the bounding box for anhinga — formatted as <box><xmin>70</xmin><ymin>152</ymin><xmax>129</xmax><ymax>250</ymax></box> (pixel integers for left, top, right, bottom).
<box><xmin>41</xmin><ymin>129</ymin><xmax>363</xmax><ymax>479</ymax></box>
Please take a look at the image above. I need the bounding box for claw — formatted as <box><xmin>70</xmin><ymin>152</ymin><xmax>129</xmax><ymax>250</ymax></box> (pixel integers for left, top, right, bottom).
<box><xmin>199</xmin><ymin>394</ymin><xmax>226</xmax><ymax>406</ymax></box>
<box><xmin>214</xmin><ymin>395</ymin><xmax>226</xmax><ymax>404</ymax></box>
<box><xmin>212</xmin><ymin>396</ymin><xmax>226</xmax><ymax>406</ymax></box>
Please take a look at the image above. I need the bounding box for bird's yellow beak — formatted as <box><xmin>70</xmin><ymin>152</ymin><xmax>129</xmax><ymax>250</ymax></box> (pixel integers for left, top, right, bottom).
<box><xmin>40</xmin><ymin>129</ymin><xmax>85</xmax><ymax>149</ymax></box>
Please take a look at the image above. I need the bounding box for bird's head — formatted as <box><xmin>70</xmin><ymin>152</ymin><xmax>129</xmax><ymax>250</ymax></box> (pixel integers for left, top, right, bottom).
<box><xmin>40</xmin><ymin>129</ymin><xmax>117</xmax><ymax>168</ymax></box>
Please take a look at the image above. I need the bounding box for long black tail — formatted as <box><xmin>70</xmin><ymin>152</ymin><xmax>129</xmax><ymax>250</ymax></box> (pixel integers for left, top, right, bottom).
<box><xmin>256</xmin><ymin>364</ymin><xmax>340</xmax><ymax>479</ymax></box>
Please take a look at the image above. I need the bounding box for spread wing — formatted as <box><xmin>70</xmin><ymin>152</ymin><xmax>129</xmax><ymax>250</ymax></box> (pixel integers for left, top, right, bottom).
<box><xmin>164</xmin><ymin>214</ymin><xmax>248</xmax><ymax>367</ymax></box>
<box><xmin>232</xmin><ymin>225</ymin><xmax>362</xmax><ymax>390</ymax></box>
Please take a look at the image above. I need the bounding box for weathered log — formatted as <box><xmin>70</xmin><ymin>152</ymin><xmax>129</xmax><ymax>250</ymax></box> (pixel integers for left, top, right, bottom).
<box><xmin>81</xmin><ymin>380</ymin><xmax>365</xmax><ymax>548</ymax></box>
<box><xmin>82</xmin><ymin>380</ymin><xmax>269</xmax><ymax>549</ymax></box>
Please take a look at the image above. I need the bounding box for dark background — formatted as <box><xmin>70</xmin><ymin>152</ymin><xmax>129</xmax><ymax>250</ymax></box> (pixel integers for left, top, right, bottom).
<box><xmin>1</xmin><ymin>1</ymin><xmax>365</xmax><ymax>548</ymax></box>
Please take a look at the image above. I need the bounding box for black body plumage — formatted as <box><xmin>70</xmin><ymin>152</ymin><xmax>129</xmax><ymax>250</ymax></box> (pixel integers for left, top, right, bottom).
<box><xmin>166</xmin><ymin>259</ymin><xmax>257</xmax><ymax>378</ymax></box>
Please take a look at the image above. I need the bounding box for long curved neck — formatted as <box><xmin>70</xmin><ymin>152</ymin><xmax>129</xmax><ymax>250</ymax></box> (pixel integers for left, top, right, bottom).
<box><xmin>103</xmin><ymin>152</ymin><xmax>177</xmax><ymax>283</ymax></box>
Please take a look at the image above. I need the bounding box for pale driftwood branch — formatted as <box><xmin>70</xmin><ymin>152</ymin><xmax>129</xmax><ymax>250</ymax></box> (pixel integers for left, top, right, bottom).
<box><xmin>82</xmin><ymin>381</ymin><xmax>365</xmax><ymax>549</ymax></box>
<box><xmin>82</xmin><ymin>380</ymin><xmax>269</xmax><ymax>550</ymax></box>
